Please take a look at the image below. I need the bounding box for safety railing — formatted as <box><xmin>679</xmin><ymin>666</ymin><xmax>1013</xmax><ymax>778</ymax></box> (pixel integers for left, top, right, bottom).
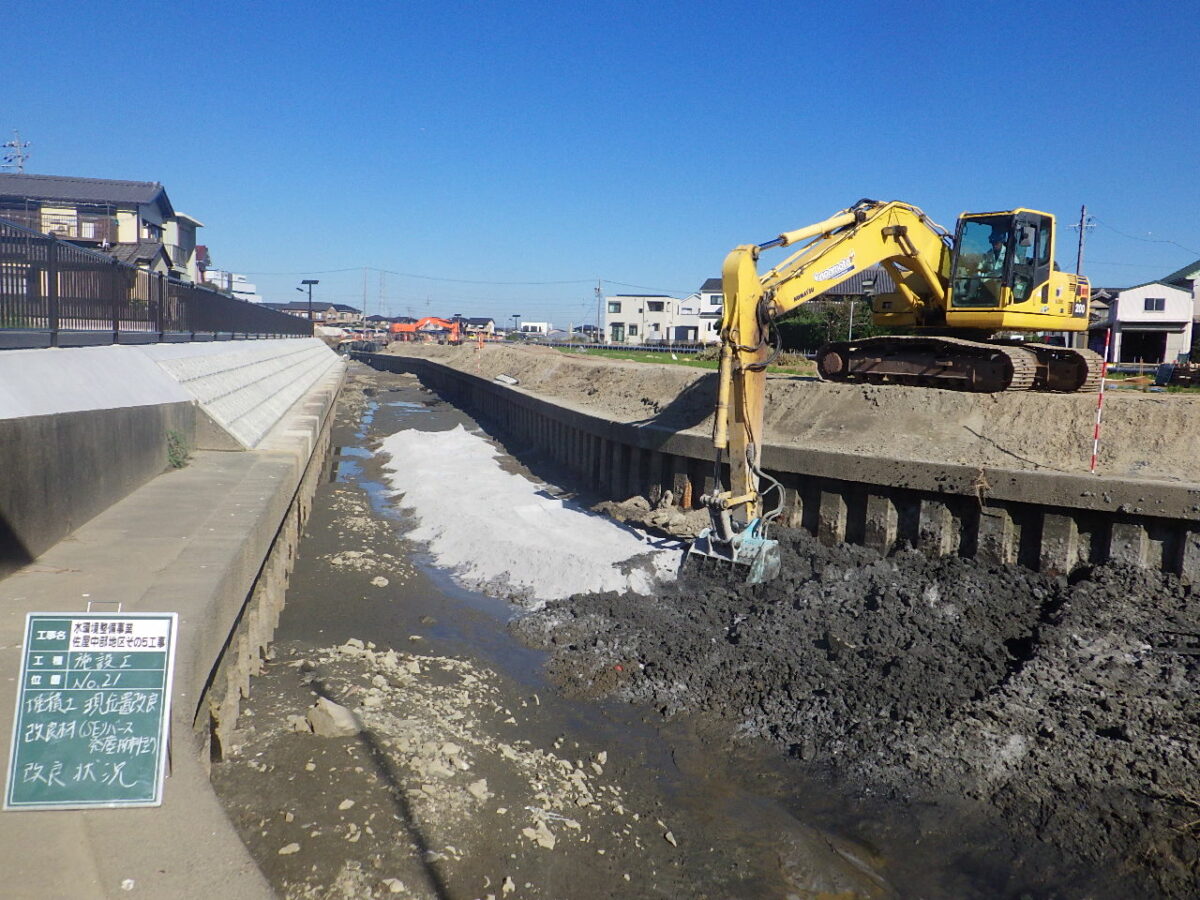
<box><xmin>0</xmin><ymin>217</ymin><xmax>311</xmax><ymax>348</ymax></box>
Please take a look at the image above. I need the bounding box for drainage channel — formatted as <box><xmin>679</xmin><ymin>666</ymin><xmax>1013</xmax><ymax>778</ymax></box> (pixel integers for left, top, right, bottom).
<box><xmin>212</xmin><ymin>364</ymin><xmax>1105</xmax><ymax>898</ymax></box>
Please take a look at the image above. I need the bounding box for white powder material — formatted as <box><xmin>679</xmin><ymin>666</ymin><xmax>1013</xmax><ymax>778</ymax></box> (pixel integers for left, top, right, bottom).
<box><xmin>379</xmin><ymin>425</ymin><xmax>681</xmax><ymax>606</ymax></box>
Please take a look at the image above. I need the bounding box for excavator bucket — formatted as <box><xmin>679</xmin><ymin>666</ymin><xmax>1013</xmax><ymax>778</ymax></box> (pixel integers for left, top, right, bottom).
<box><xmin>687</xmin><ymin>518</ymin><xmax>781</xmax><ymax>584</ymax></box>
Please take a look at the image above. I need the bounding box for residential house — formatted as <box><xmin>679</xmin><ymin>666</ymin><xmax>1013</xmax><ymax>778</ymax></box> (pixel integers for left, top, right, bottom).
<box><xmin>1162</xmin><ymin>258</ymin><xmax>1200</xmax><ymax>322</ymax></box>
<box><xmin>518</xmin><ymin>322</ymin><xmax>550</xmax><ymax>335</ymax></box>
<box><xmin>697</xmin><ymin>277</ymin><xmax>723</xmax><ymax>343</ymax></box>
<box><xmin>1091</xmin><ymin>282</ymin><xmax>1193</xmax><ymax>364</ymax></box>
<box><xmin>603</xmin><ymin>268</ymin><xmax>896</xmax><ymax>346</ymax></box>
<box><xmin>461</xmin><ymin>316</ymin><xmax>495</xmax><ymax>336</ymax></box>
<box><xmin>603</xmin><ymin>294</ymin><xmax>675</xmax><ymax>344</ymax></box>
<box><xmin>0</xmin><ymin>173</ymin><xmax>203</xmax><ymax>282</ymax></box>
<box><xmin>262</xmin><ymin>301</ymin><xmax>362</xmax><ymax>325</ymax></box>
<box><xmin>203</xmin><ymin>269</ymin><xmax>262</xmax><ymax>304</ymax></box>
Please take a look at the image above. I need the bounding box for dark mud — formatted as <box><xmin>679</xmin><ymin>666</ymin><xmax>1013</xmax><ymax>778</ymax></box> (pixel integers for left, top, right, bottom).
<box><xmin>513</xmin><ymin>533</ymin><xmax>1200</xmax><ymax>897</ymax></box>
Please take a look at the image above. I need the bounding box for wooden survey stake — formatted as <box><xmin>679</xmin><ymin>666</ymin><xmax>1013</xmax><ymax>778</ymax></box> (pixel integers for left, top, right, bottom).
<box><xmin>4</xmin><ymin>612</ymin><xmax>178</xmax><ymax>810</ymax></box>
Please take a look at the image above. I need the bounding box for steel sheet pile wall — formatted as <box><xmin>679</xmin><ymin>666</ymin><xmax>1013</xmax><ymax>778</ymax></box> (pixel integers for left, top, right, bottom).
<box><xmin>356</xmin><ymin>352</ymin><xmax>1200</xmax><ymax>578</ymax></box>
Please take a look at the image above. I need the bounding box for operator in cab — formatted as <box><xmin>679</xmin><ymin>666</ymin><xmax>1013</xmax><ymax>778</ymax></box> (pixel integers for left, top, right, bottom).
<box><xmin>980</xmin><ymin>231</ymin><xmax>1009</xmax><ymax>277</ymax></box>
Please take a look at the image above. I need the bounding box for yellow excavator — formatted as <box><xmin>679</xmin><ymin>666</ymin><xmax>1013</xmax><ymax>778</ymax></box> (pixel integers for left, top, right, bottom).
<box><xmin>690</xmin><ymin>198</ymin><xmax>1098</xmax><ymax>582</ymax></box>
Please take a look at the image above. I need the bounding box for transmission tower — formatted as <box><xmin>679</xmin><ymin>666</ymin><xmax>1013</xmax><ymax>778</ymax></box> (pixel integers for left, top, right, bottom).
<box><xmin>1</xmin><ymin>131</ymin><xmax>31</xmax><ymax>173</ymax></box>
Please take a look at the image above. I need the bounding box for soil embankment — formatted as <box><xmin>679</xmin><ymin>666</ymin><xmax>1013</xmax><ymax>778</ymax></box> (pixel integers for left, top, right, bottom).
<box><xmin>386</xmin><ymin>342</ymin><xmax>1200</xmax><ymax>481</ymax></box>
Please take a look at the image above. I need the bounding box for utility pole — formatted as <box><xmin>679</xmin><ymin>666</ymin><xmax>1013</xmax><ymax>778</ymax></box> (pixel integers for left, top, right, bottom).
<box><xmin>595</xmin><ymin>280</ymin><xmax>603</xmax><ymax>343</ymax></box>
<box><xmin>1</xmin><ymin>130</ymin><xmax>31</xmax><ymax>173</ymax></box>
<box><xmin>299</xmin><ymin>279</ymin><xmax>319</xmax><ymax>321</ymax></box>
<box><xmin>1068</xmin><ymin>206</ymin><xmax>1095</xmax><ymax>350</ymax></box>
<box><xmin>1072</xmin><ymin>204</ymin><xmax>1094</xmax><ymax>275</ymax></box>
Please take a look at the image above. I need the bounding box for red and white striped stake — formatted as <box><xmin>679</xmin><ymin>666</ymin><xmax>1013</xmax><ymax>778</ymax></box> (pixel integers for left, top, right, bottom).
<box><xmin>1090</xmin><ymin>328</ymin><xmax>1112</xmax><ymax>474</ymax></box>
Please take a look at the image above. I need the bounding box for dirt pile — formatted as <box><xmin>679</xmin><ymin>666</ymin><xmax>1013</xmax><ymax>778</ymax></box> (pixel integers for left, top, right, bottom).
<box><xmin>512</xmin><ymin>532</ymin><xmax>1200</xmax><ymax>897</ymax></box>
<box><xmin>386</xmin><ymin>342</ymin><xmax>1200</xmax><ymax>481</ymax></box>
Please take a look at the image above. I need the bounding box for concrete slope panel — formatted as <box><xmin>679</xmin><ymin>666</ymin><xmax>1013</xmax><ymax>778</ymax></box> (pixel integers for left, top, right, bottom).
<box><xmin>0</xmin><ymin>345</ymin><xmax>192</xmax><ymax>419</ymax></box>
<box><xmin>138</xmin><ymin>338</ymin><xmax>343</xmax><ymax>449</ymax></box>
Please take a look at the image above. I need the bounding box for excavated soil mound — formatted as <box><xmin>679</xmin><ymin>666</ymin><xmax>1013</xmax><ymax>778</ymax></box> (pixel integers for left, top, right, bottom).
<box><xmin>387</xmin><ymin>343</ymin><xmax>1200</xmax><ymax>481</ymax></box>
<box><xmin>512</xmin><ymin>533</ymin><xmax>1200</xmax><ymax>897</ymax></box>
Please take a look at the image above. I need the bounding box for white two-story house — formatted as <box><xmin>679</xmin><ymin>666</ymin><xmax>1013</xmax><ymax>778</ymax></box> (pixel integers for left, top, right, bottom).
<box><xmin>603</xmin><ymin>278</ymin><xmax>725</xmax><ymax>345</ymax></box>
<box><xmin>1100</xmin><ymin>281</ymin><xmax>1194</xmax><ymax>364</ymax></box>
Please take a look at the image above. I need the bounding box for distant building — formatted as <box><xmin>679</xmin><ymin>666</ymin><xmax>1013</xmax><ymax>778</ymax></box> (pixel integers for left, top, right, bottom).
<box><xmin>603</xmin><ymin>294</ymin><xmax>686</xmax><ymax>344</ymax></box>
<box><xmin>203</xmin><ymin>269</ymin><xmax>262</xmax><ymax>304</ymax></box>
<box><xmin>0</xmin><ymin>172</ymin><xmax>203</xmax><ymax>282</ymax></box>
<box><xmin>462</xmin><ymin>316</ymin><xmax>495</xmax><ymax>336</ymax></box>
<box><xmin>1092</xmin><ymin>282</ymin><xmax>1193</xmax><ymax>364</ymax></box>
<box><xmin>519</xmin><ymin>322</ymin><xmax>550</xmax><ymax>335</ymax></box>
<box><xmin>1161</xmin><ymin>258</ymin><xmax>1200</xmax><ymax>323</ymax></box>
<box><xmin>262</xmin><ymin>301</ymin><xmax>361</xmax><ymax>325</ymax></box>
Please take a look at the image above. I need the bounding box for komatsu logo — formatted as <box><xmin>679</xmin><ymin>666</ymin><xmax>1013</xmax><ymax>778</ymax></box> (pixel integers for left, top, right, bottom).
<box><xmin>813</xmin><ymin>253</ymin><xmax>855</xmax><ymax>282</ymax></box>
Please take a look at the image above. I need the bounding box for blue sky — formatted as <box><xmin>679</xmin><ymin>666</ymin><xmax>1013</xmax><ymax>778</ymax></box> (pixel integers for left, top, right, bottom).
<box><xmin>8</xmin><ymin>1</ymin><xmax>1198</xmax><ymax>324</ymax></box>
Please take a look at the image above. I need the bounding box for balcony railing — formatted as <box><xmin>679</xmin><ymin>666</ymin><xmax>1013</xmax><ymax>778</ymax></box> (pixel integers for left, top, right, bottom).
<box><xmin>0</xmin><ymin>216</ymin><xmax>312</xmax><ymax>348</ymax></box>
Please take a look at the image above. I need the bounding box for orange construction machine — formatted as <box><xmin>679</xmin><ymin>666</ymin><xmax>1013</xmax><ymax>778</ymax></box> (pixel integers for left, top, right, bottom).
<box><xmin>388</xmin><ymin>316</ymin><xmax>462</xmax><ymax>344</ymax></box>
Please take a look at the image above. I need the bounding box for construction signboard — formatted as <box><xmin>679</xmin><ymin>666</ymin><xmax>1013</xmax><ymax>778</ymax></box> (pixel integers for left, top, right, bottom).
<box><xmin>4</xmin><ymin>613</ymin><xmax>178</xmax><ymax>810</ymax></box>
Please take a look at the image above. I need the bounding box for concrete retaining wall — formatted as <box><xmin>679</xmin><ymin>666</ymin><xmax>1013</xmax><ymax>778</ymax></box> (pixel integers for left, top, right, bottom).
<box><xmin>0</xmin><ymin>339</ymin><xmax>341</xmax><ymax>576</ymax></box>
<box><xmin>357</xmin><ymin>352</ymin><xmax>1200</xmax><ymax>579</ymax></box>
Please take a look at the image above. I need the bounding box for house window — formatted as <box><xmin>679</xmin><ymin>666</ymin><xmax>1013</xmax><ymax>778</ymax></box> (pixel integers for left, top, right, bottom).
<box><xmin>708</xmin><ymin>294</ymin><xmax>722</xmax><ymax>306</ymax></box>
<box><xmin>647</xmin><ymin>301</ymin><xmax>664</xmax><ymax>312</ymax></box>
<box><xmin>1144</xmin><ymin>297</ymin><xmax>1165</xmax><ymax>312</ymax></box>
<box><xmin>608</xmin><ymin>301</ymin><xmax>621</xmax><ymax>313</ymax></box>
<box><xmin>628</xmin><ymin>324</ymin><xmax>639</xmax><ymax>336</ymax></box>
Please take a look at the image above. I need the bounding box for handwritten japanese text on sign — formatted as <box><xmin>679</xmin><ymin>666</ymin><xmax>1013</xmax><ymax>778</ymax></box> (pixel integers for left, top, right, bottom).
<box><xmin>5</xmin><ymin>613</ymin><xmax>178</xmax><ymax>810</ymax></box>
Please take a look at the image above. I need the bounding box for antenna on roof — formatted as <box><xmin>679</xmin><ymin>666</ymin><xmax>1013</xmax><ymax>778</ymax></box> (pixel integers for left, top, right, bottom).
<box><xmin>1</xmin><ymin>130</ymin><xmax>31</xmax><ymax>173</ymax></box>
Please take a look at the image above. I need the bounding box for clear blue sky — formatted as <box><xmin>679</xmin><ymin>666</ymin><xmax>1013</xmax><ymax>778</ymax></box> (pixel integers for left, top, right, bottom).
<box><xmin>8</xmin><ymin>1</ymin><xmax>1198</xmax><ymax>324</ymax></box>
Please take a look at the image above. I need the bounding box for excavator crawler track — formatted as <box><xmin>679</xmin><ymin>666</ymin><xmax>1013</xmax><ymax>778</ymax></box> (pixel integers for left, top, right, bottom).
<box><xmin>816</xmin><ymin>335</ymin><xmax>1043</xmax><ymax>392</ymax></box>
<box><xmin>1021</xmin><ymin>344</ymin><xmax>1104</xmax><ymax>393</ymax></box>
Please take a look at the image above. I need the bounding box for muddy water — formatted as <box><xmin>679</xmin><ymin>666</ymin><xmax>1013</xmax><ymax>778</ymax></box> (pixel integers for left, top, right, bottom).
<box><xmin>215</xmin><ymin>366</ymin><xmax>1057</xmax><ymax>898</ymax></box>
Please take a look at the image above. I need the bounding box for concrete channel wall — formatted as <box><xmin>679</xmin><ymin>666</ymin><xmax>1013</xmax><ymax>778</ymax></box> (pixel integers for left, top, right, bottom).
<box><xmin>356</xmin><ymin>352</ymin><xmax>1200</xmax><ymax>580</ymax></box>
<box><xmin>0</xmin><ymin>341</ymin><xmax>344</xmax><ymax>898</ymax></box>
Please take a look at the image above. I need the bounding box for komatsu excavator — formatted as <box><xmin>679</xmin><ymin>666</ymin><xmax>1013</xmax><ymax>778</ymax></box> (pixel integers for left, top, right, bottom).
<box><xmin>689</xmin><ymin>198</ymin><xmax>1098</xmax><ymax>582</ymax></box>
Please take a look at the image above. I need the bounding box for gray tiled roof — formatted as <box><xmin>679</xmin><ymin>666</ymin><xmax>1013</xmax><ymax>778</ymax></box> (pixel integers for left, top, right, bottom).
<box><xmin>107</xmin><ymin>241</ymin><xmax>169</xmax><ymax>266</ymax></box>
<box><xmin>0</xmin><ymin>173</ymin><xmax>174</xmax><ymax>216</ymax></box>
<box><xmin>699</xmin><ymin>277</ymin><xmax>722</xmax><ymax>292</ymax></box>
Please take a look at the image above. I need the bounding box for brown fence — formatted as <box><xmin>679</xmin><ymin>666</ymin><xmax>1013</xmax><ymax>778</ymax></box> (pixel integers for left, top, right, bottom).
<box><xmin>0</xmin><ymin>217</ymin><xmax>311</xmax><ymax>348</ymax></box>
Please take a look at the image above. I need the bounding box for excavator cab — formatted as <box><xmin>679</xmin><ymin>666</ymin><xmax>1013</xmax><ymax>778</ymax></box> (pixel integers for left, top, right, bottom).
<box><xmin>945</xmin><ymin>209</ymin><xmax>1085</xmax><ymax>338</ymax></box>
<box><xmin>949</xmin><ymin>211</ymin><xmax>1052</xmax><ymax>310</ymax></box>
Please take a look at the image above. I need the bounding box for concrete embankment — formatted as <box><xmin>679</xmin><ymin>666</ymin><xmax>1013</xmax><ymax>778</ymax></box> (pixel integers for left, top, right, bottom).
<box><xmin>355</xmin><ymin>349</ymin><xmax>1200</xmax><ymax>577</ymax></box>
<box><xmin>0</xmin><ymin>339</ymin><xmax>344</xmax><ymax>898</ymax></box>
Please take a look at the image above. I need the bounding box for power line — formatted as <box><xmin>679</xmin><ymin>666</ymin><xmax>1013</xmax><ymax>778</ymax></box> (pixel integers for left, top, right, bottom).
<box><xmin>1092</xmin><ymin>218</ymin><xmax>1200</xmax><ymax>257</ymax></box>
<box><xmin>241</xmin><ymin>265</ymin><xmax>694</xmax><ymax>294</ymax></box>
<box><xmin>242</xmin><ymin>264</ymin><xmax>595</xmax><ymax>285</ymax></box>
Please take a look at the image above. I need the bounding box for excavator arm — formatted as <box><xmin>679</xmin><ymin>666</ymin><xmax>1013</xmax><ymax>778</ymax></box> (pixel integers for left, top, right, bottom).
<box><xmin>692</xmin><ymin>200</ymin><xmax>953</xmax><ymax>581</ymax></box>
<box><xmin>713</xmin><ymin>200</ymin><xmax>951</xmax><ymax>510</ymax></box>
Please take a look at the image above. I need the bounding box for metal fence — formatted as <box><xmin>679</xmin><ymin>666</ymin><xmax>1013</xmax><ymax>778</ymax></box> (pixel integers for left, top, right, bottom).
<box><xmin>0</xmin><ymin>217</ymin><xmax>311</xmax><ymax>349</ymax></box>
